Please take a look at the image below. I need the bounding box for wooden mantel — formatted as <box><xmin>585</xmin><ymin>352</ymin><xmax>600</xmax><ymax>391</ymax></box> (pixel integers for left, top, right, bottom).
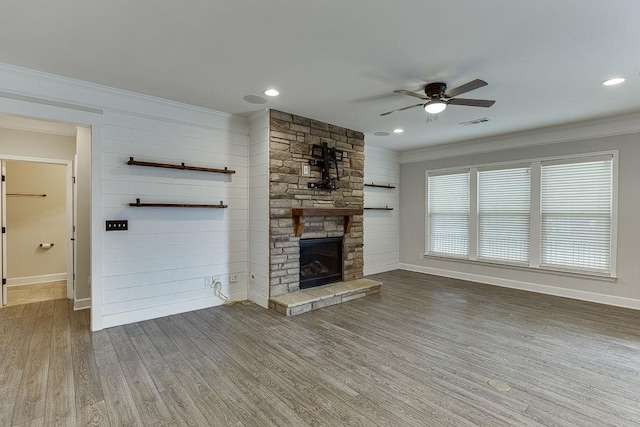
<box><xmin>292</xmin><ymin>207</ymin><xmax>363</xmax><ymax>237</ymax></box>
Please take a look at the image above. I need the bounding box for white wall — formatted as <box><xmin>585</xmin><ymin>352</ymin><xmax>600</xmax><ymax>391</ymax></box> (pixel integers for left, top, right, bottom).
<box><xmin>100</xmin><ymin>111</ymin><xmax>249</xmax><ymax>327</ymax></box>
<box><xmin>248</xmin><ymin>111</ymin><xmax>270</xmax><ymax>307</ymax></box>
<box><xmin>0</xmin><ymin>63</ymin><xmax>250</xmax><ymax>329</ymax></box>
<box><xmin>400</xmin><ymin>126</ymin><xmax>640</xmax><ymax>309</ymax></box>
<box><xmin>363</xmin><ymin>146</ymin><xmax>399</xmax><ymax>275</ymax></box>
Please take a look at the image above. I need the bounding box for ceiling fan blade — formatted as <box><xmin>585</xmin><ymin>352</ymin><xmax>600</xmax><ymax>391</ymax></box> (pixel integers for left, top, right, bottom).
<box><xmin>448</xmin><ymin>98</ymin><xmax>495</xmax><ymax>108</ymax></box>
<box><xmin>380</xmin><ymin>103</ymin><xmax>425</xmax><ymax>116</ymax></box>
<box><xmin>393</xmin><ymin>89</ymin><xmax>428</xmax><ymax>100</ymax></box>
<box><xmin>444</xmin><ymin>79</ymin><xmax>487</xmax><ymax>98</ymax></box>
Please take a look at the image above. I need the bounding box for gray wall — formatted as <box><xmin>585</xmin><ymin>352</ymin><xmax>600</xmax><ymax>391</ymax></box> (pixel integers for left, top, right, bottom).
<box><xmin>400</xmin><ymin>132</ymin><xmax>640</xmax><ymax>301</ymax></box>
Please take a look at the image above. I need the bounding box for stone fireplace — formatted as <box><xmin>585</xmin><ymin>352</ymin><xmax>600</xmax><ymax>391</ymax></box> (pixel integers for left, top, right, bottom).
<box><xmin>268</xmin><ymin>110</ymin><xmax>366</xmax><ymax>300</ymax></box>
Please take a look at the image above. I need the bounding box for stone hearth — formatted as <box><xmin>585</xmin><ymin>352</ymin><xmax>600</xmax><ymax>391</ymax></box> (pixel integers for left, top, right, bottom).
<box><xmin>269</xmin><ymin>278</ymin><xmax>382</xmax><ymax>316</ymax></box>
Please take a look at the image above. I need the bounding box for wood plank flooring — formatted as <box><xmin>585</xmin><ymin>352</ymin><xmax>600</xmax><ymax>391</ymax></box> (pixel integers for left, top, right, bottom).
<box><xmin>2</xmin><ymin>270</ymin><xmax>640</xmax><ymax>426</ymax></box>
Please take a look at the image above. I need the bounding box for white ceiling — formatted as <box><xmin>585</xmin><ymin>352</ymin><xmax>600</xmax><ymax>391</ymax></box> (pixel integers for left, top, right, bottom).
<box><xmin>0</xmin><ymin>0</ymin><xmax>639</xmax><ymax>151</ymax></box>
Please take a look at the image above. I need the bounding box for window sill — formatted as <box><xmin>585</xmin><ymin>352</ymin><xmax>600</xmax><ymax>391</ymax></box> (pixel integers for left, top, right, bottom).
<box><xmin>423</xmin><ymin>253</ymin><xmax>617</xmax><ymax>282</ymax></box>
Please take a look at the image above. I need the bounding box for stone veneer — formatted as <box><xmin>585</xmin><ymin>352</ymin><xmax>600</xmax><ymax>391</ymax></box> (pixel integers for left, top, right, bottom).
<box><xmin>269</xmin><ymin>110</ymin><xmax>365</xmax><ymax>298</ymax></box>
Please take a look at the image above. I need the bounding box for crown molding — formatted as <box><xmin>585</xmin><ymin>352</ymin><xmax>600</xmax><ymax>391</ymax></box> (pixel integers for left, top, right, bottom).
<box><xmin>399</xmin><ymin>111</ymin><xmax>640</xmax><ymax>164</ymax></box>
<box><xmin>0</xmin><ymin>63</ymin><xmax>247</xmax><ymax>132</ymax></box>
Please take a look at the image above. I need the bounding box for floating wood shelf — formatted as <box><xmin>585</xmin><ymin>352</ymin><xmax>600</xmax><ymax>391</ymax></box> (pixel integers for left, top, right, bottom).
<box><xmin>364</xmin><ymin>206</ymin><xmax>394</xmax><ymax>210</ymax></box>
<box><xmin>129</xmin><ymin>198</ymin><xmax>228</xmax><ymax>208</ymax></box>
<box><xmin>364</xmin><ymin>183</ymin><xmax>396</xmax><ymax>189</ymax></box>
<box><xmin>291</xmin><ymin>207</ymin><xmax>363</xmax><ymax>237</ymax></box>
<box><xmin>127</xmin><ymin>157</ymin><xmax>236</xmax><ymax>175</ymax></box>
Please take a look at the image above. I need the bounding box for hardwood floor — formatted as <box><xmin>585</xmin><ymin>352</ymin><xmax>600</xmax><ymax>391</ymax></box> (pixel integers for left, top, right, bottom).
<box><xmin>2</xmin><ymin>270</ymin><xmax>640</xmax><ymax>426</ymax></box>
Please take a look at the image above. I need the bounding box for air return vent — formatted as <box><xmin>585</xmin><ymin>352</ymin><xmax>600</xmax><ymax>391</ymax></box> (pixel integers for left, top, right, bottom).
<box><xmin>460</xmin><ymin>117</ymin><xmax>491</xmax><ymax>126</ymax></box>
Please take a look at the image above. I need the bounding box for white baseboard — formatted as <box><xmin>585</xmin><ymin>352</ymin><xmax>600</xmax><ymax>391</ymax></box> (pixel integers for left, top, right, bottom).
<box><xmin>7</xmin><ymin>273</ymin><xmax>67</xmax><ymax>287</ymax></box>
<box><xmin>365</xmin><ymin>263</ymin><xmax>399</xmax><ymax>276</ymax></box>
<box><xmin>74</xmin><ymin>298</ymin><xmax>91</xmax><ymax>310</ymax></box>
<box><xmin>248</xmin><ymin>291</ymin><xmax>268</xmax><ymax>308</ymax></box>
<box><xmin>398</xmin><ymin>263</ymin><xmax>640</xmax><ymax>311</ymax></box>
<box><xmin>100</xmin><ymin>290</ymin><xmax>248</xmax><ymax>329</ymax></box>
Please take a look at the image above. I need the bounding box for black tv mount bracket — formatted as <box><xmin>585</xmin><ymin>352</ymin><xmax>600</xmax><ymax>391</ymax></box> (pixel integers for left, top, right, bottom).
<box><xmin>307</xmin><ymin>142</ymin><xmax>344</xmax><ymax>191</ymax></box>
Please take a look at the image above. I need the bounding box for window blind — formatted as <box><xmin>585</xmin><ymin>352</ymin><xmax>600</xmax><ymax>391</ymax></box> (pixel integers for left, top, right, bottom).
<box><xmin>428</xmin><ymin>171</ymin><xmax>470</xmax><ymax>256</ymax></box>
<box><xmin>541</xmin><ymin>158</ymin><xmax>612</xmax><ymax>273</ymax></box>
<box><xmin>478</xmin><ymin>166</ymin><xmax>531</xmax><ymax>263</ymax></box>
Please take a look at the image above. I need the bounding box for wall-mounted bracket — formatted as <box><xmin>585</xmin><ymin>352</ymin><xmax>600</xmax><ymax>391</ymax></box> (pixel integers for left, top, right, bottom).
<box><xmin>307</xmin><ymin>142</ymin><xmax>343</xmax><ymax>191</ymax></box>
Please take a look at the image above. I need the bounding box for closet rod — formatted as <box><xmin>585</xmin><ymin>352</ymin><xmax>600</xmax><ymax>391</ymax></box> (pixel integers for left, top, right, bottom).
<box><xmin>7</xmin><ymin>193</ymin><xmax>47</xmax><ymax>197</ymax></box>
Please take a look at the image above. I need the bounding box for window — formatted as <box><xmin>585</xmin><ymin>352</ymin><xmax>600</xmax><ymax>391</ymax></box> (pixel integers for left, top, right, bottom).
<box><xmin>425</xmin><ymin>153</ymin><xmax>616</xmax><ymax>277</ymax></box>
<box><xmin>478</xmin><ymin>166</ymin><xmax>531</xmax><ymax>263</ymax></box>
<box><xmin>541</xmin><ymin>158</ymin><xmax>613</xmax><ymax>274</ymax></box>
<box><xmin>427</xmin><ymin>171</ymin><xmax>469</xmax><ymax>256</ymax></box>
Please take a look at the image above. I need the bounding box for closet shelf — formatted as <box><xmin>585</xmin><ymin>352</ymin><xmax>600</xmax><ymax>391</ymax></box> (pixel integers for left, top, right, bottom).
<box><xmin>129</xmin><ymin>198</ymin><xmax>228</xmax><ymax>208</ymax></box>
<box><xmin>127</xmin><ymin>157</ymin><xmax>236</xmax><ymax>175</ymax></box>
<box><xmin>364</xmin><ymin>206</ymin><xmax>394</xmax><ymax>211</ymax></box>
<box><xmin>364</xmin><ymin>183</ymin><xmax>396</xmax><ymax>189</ymax></box>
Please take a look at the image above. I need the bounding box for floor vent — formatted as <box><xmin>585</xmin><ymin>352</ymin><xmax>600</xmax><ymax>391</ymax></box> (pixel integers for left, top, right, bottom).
<box><xmin>487</xmin><ymin>379</ymin><xmax>511</xmax><ymax>391</ymax></box>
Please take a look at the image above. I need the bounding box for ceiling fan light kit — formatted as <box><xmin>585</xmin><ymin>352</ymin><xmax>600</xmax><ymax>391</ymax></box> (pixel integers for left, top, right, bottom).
<box><xmin>381</xmin><ymin>79</ymin><xmax>495</xmax><ymax>117</ymax></box>
<box><xmin>424</xmin><ymin>101</ymin><xmax>447</xmax><ymax>114</ymax></box>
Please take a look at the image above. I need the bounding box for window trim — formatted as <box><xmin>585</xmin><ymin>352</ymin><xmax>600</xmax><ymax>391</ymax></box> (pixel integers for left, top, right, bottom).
<box><xmin>424</xmin><ymin>150</ymin><xmax>618</xmax><ymax>279</ymax></box>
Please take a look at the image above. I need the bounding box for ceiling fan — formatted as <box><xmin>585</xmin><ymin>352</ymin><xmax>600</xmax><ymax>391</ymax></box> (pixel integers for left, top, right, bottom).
<box><xmin>380</xmin><ymin>79</ymin><xmax>495</xmax><ymax>116</ymax></box>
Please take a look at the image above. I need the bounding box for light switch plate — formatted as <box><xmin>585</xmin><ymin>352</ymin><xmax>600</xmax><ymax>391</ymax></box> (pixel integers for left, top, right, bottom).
<box><xmin>106</xmin><ymin>220</ymin><xmax>128</xmax><ymax>231</ymax></box>
<box><xmin>302</xmin><ymin>163</ymin><xmax>310</xmax><ymax>176</ymax></box>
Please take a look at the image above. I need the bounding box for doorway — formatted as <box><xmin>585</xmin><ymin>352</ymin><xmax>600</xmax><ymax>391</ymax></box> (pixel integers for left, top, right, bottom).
<box><xmin>0</xmin><ymin>115</ymin><xmax>90</xmax><ymax>309</ymax></box>
<box><xmin>1</xmin><ymin>159</ymin><xmax>72</xmax><ymax>306</ymax></box>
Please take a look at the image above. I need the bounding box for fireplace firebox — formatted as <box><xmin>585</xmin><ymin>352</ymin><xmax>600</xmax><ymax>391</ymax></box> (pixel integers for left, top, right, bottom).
<box><xmin>299</xmin><ymin>237</ymin><xmax>343</xmax><ymax>289</ymax></box>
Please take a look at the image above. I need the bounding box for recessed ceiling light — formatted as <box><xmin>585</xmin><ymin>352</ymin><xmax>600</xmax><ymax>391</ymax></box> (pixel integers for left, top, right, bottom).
<box><xmin>264</xmin><ymin>89</ymin><xmax>280</xmax><ymax>97</ymax></box>
<box><xmin>393</xmin><ymin>128</ymin><xmax>404</xmax><ymax>134</ymax></box>
<box><xmin>602</xmin><ymin>77</ymin><xmax>625</xmax><ymax>86</ymax></box>
<box><xmin>374</xmin><ymin>131</ymin><xmax>390</xmax><ymax>137</ymax></box>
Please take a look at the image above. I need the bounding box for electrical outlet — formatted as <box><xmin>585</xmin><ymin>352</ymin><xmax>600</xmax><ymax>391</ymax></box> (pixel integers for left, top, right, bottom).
<box><xmin>204</xmin><ymin>276</ymin><xmax>218</xmax><ymax>287</ymax></box>
<box><xmin>230</xmin><ymin>274</ymin><xmax>238</xmax><ymax>283</ymax></box>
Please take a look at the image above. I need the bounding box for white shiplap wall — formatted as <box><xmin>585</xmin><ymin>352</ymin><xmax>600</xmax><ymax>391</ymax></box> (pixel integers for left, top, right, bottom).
<box><xmin>0</xmin><ymin>63</ymin><xmax>251</xmax><ymax>329</ymax></box>
<box><xmin>100</xmin><ymin>111</ymin><xmax>249</xmax><ymax>327</ymax></box>
<box><xmin>364</xmin><ymin>146</ymin><xmax>400</xmax><ymax>275</ymax></box>
<box><xmin>248</xmin><ymin>111</ymin><xmax>270</xmax><ymax>307</ymax></box>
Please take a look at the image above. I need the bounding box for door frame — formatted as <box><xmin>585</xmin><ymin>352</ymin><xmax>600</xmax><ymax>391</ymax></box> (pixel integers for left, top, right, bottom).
<box><xmin>0</xmin><ymin>156</ymin><xmax>74</xmax><ymax>304</ymax></box>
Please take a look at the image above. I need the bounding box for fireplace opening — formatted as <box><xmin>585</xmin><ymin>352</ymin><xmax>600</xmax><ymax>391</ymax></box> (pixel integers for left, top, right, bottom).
<box><xmin>299</xmin><ymin>237</ymin><xmax>343</xmax><ymax>289</ymax></box>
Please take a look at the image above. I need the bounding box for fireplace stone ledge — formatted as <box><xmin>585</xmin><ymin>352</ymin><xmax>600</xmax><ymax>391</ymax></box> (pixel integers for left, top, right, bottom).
<box><xmin>268</xmin><ymin>278</ymin><xmax>382</xmax><ymax>316</ymax></box>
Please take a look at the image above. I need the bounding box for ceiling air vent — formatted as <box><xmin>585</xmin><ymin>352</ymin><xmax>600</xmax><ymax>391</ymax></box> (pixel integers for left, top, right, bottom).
<box><xmin>460</xmin><ymin>117</ymin><xmax>491</xmax><ymax>126</ymax></box>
